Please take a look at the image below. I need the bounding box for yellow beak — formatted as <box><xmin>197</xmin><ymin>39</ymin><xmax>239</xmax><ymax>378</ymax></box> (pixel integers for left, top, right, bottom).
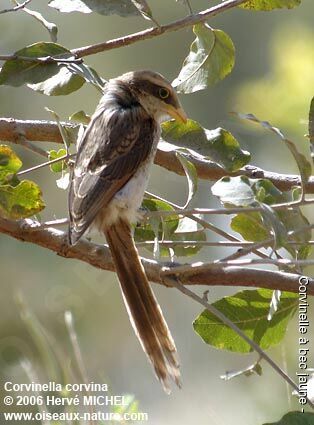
<box><xmin>165</xmin><ymin>104</ymin><xmax>188</xmax><ymax>124</ymax></box>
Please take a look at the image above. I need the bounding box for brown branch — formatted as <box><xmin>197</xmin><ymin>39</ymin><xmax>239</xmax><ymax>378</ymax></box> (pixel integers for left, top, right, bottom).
<box><xmin>71</xmin><ymin>0</ymin><xmax>249</xmax><ymax>58</ymax></box>
<box><xmin>1</xmin><ymin>118</ymin><xmax>313</xmax><ymax>193</ymax></box>
<box><xmin>0</xmin><ymin>217</ymin><xmax>313</xmax><ymax>295</ymax></box>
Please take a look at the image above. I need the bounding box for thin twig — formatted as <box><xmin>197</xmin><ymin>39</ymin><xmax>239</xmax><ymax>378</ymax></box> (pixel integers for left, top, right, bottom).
<box><xmin>164</xmin><ymin>276</ymin><xmax>314</xmax><ymax>408</ymax></box>
<box><xmin>137</xmin><ymin>240</ymin><xmax>314</xmax><ymax>247</ymax></box>
<box><xmin>71</xmin><ymin>0</ymin><xmax>249</xmax><ymax>58</ymax></box>
<box><xmin>145</xmin><ymin>199</ymin><xmax>314</xmax><ymax>217</ymax></box>
<box><xmin>182</xmin><ymin>0</ymin><xmax>193</xmax><ymax>14</ymax></box>
<box><xmin>146</xmin><ymin>191</ymin><xmax>271</xmax><ymax>260</ymax></box>
<box><xmin>16</xmin><ymin>153</ymin><xmax>75</xmax><ymax>177</ymax></box>
<box><xmin>0</xmin><ymin>0</ymin><xmax>32</xmax><ymax>14</ymax></box>
<box><xmin>0</xmin><ymin>0</ymin><xmax>247</xmax><ymax>61</ymax></box>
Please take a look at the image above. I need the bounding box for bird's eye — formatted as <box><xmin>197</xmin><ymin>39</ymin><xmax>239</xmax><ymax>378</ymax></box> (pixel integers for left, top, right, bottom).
<box><xmin>159</xmin><ymin>88</ymin><xmax>169</xmax><ymax>99</ymax></box>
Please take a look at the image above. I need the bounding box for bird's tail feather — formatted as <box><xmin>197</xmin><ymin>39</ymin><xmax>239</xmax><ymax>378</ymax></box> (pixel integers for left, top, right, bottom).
<box><xmin>105</xmin><ymin>219</ymin><xmax>180</xmax><ymax>393</ymax></box>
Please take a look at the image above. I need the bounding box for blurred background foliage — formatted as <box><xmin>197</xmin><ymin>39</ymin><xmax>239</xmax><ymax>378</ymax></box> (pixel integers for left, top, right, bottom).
<box><xmin>0</xmin><ymin>1</ymin><xmax>313</xmax><ymax>424</ymax></box>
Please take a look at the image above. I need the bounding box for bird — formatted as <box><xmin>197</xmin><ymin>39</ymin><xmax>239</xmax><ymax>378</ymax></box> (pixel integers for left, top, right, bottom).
<box><xmin>68</xmin><ymin>70</ymin><xmax>187</xmax><ymax>393</ymax></box>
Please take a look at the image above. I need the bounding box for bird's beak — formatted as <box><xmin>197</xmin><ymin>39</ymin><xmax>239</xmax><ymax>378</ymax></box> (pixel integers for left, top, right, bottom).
<box><xmin>165</xmin><ymin>104</ymin><xmax>188</xmax><ymax>124</ymax></box>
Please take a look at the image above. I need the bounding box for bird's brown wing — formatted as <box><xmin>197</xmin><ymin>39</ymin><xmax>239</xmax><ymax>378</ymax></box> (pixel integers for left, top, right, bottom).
<box><xmin>68</xmin><ymin>104</ymin><xmax>156</xmax><ymax>244</ymax></box>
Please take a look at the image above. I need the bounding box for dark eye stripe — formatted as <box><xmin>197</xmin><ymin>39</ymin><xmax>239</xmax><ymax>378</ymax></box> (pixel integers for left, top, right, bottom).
<box><xmin>132</xmin><ymin>78</ymin><xmax>179</xmax><ymax>108</ymax></box>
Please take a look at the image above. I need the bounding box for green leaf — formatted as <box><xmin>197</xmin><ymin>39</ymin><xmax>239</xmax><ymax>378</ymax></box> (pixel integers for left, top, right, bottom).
<box><xmin>69</xmin><ymin>110</ymin><xmax>91</xmax><ymax>124</ymax></box>
<box><xmin>48</xmin><ymin>148</ymin><xmax>67</xmax><ymax>172</ymax></box>
<box><xmin>239</xmin><ymin>0</ymin><xmax>301</xmax><ymax>11</ymax></box>
<box><xmin>231</xmin><ymin>212</ymin><xmax>270</xmax><ymax>241</ymax></box>
<box><xmin>173</xmin><ymin>23</ymin><xmax>235</xmax><ymax>93</ymax></box>
<box><xmin>162</xmin><ymin>120</ymin><xmax>250</xmax><ymax>172</ymax></box>
<box><xmin>175</xmin><ymin>150</ymin><xmax>198</xmax><ymax>207</ymax></box>
<box><xmin>193</xmin><ymin>289</ymin><xmax>298</xmax><ymax>353</ymax></box>
<box><xmin>214</xmin><ymin>177</ymin><xmax>311</xmax><ymax>253</ymax></box>
<box><xmin>48</xmin><ymin>0</ymin><xmax>140</xmax><ymax>17</ymax></box>
<box><xmin>0</xmin><ymin>42</ymin><xmax>72</xmax><ymax>87</ymax></box>
<box><xmin>263</xmin><ymin>412</ymin><xmax>314</xmax><ymax>425</ymax></box>
<box><xmin>135</xmin><ymin>198</ymin><xmax>179</xmax><ymax>239</ymax></box>
<box><xmin>0</xmin><ymin>145</ymin><xmax>22</xmax><ymax>182</ymax></box>
<box><xmin>309</xmin><ymin>97</ymin><xmax>314</xmax><ymax>165</ymax></box>
<box><xmin>28</xmin><ymin>66</ymin><xmax>85</xmax><ymax>95</ymax></box>
<box><xmin>169</xmin><ymin>229</ymin><xmax>206</xmax><ymax>257</ymax></box>
<box><xmin>0</xmin><ymin>180</ymin><xmax>45</xmax><ymax>219</ymax></box>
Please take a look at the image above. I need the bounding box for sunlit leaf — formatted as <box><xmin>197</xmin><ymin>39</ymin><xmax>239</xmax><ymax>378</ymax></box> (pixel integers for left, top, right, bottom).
<box><xmin>0</xmin><ymin>145</ymin><xmax>22</xmax><ymax>182</ymax></box>
<box><xmin>48</xmin><ymin>148</ymin><xmax>67</xmax><ymax>172</ymax></box>
<box><xmin>162</xmin><ymin>120</ymin><xmax>250</xmax><ymax>172</ymax></box>
<box><xmin>193</xmin><ymin>289</ymin><xmax>298</xmax><ymax>353</ymax></box>
<box><xmin>48</xmin><ymin>0</ymin><xmax>140</xmax><ymax>16</ymax></box>
<box><xmin>56</xmin><ymin>172</ymin><xmax>70</xmax><ymax>190</ymax></box>
<box><xmin>0</xmin><ymin>180</ymin><xmax>45</xmax><ymax>219</ymax></box>
<box><xmin>239</xmin><ymin>0</ymin><xmax>301</xmax><ymax>11</ymax></box>
<box><xmin>212</xmin><ymin>176</ymin><xmax>255</xmax><ymax>206</ymax></box>
<box><xmin>173</xmin><ymin>23</ymin><xmax>235</xmax><ymax>93</ymax></box>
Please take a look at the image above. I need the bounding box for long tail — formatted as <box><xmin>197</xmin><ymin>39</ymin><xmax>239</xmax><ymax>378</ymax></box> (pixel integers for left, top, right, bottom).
<box><xmin>105</xmin><ymin>218</ymin><xmax>180</xmax><ymax>393</ymax></box>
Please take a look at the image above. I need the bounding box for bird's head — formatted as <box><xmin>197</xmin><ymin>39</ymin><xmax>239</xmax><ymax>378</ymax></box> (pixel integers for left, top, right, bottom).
<box><xmin>115</xmin><ymin>70</ymin><xmax>187</xmax><ymax>124</ymax></box>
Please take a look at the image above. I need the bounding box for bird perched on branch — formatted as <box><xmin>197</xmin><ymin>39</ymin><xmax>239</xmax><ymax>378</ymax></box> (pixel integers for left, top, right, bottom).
<box><xmin>68</xmin><ymin>70</ymin><xmax>187</xmax><ymax>393</ymax></box>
